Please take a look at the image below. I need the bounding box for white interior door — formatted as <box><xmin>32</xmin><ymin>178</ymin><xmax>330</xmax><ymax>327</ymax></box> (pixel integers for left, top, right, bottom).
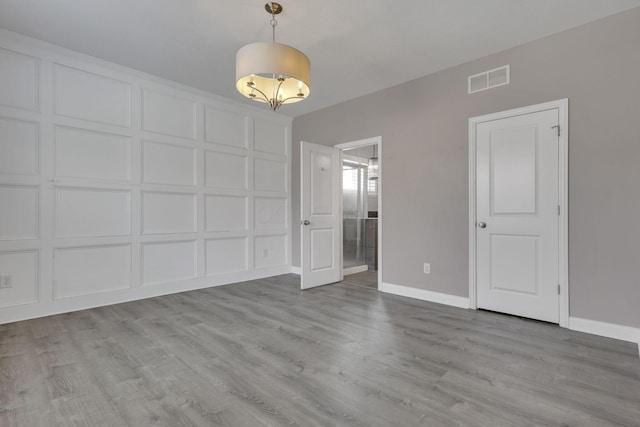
<box><xmin>300</xmin><ymin>141</ymin><xmax>341</xmax><ymax>289</ymax></box>
<box><xmin>476</xmin><ymin>109</ymin><xmax>560</xmax><ymax>323</ymax></box>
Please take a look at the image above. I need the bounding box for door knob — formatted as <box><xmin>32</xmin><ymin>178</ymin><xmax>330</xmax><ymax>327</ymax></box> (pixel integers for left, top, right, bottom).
<box><xmin>478</xmin><ymin>222</ymin><xmax>487</xmax><ymax>229</ymax></box>
<box><xmin>301</xmin><ymin>220</ymin><xmax>311</xmax><ymax>226</ymax></box>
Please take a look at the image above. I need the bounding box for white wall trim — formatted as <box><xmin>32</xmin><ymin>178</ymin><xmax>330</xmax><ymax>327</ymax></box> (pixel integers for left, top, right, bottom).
<box><xmin>468</xmin><ymin>99</ymin><xmax>570</xmax><ymax>327</ymax></box>
<box><xmin>569</xmin><ymin>316</ymin><xmax>640</xmax><ymax>349</ymax></box>
<box><xmin>290</xmin><ymin>266</ymin><xmax>301</xmax><ymax>275</ymax></box>
<box><xmin>380</xmin><ymin>282</ymin><xmax>470</xmax><ymax>309</ymax></box>
<box><xmin>378</xmin><ymin>282</ymin><xmax>638</xmax><ymax>356</ymax></box>
<box><xmin>0</xmin><ymin>27</ymin><xmax>286</xmax><ymax>121</ymax></box>
<box><xmin>343</xmin><ymin>265</ymin><xmax>369</xmax><ymax>276</ymax></box>
<box><xmin>0</xmin><ymin>265</ymin><xmax>291</xmax><ymax>325</ymax></box>
<box><xmin>0</xmin><ymin>28</ymin><xmax>293</xmax><ymax>324</ymax></box>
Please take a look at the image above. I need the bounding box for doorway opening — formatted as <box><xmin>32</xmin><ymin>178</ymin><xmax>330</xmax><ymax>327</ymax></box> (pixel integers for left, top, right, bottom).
<box><xmin>336</xmin><ymin>138</ymin><xmax>382</xmax><ymax>290</ymax></box>
<box><xmin>299</xmin><ymin>136</ymin><xmax>381</xmax><ymax>290</ymax></box>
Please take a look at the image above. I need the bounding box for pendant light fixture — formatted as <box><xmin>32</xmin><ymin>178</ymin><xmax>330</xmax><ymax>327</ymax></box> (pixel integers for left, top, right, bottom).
<box><xmin>235</xmin><ymin>2</ymin><xmax>310</xmax><ymax>111</ymax></box>
<box><xmin>368</xmin><ymin>146</ymin><xmax>379</xmax><ymax>180</ymax></box>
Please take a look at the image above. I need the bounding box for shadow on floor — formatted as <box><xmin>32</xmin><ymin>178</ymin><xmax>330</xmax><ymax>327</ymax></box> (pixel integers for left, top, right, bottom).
<box><xmin>342</xmin><ymin>270</ymin><xmax>378</xmax><ymax>289</ymax></box>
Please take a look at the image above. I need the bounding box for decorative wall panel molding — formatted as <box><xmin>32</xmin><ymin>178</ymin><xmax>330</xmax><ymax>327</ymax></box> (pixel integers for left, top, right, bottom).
<box><xmin>205</xmin><ymin>150</ymin><xmax>248</xmax><ymax>190</ymax></box>
<box><xmin>142</xmin><ymin>140</ymin><xmax>196</xmax><ymax>186</ymax></box>
<box><xmin>0</xmin><ymin>185</ymin><xmax>39</xmax><ymax>240</ymax></box>
<box><xmin>142</xmin><ymin>89</ymin><xmax>197</xmax><ymax>139</ymax></box>
<box><xmin>53</xmin><ymin>245</ymin><xmax>132</xmax><ymax>299</ymax></box>
<box><xmin>255</xmin><ymin>158</ymin><xmax>287</xmax><ymax>192</ymax></box>
<box><xmin>55</xmin><ymin>187</ymin><xmax>131</xmax><ymax>238</ymax></box>
<box><xmin>254</xmin><ymin>234</ymin><xmax>288</xmax><ymax>269</ymax></box>
<box><xmin>54</xmin><ymin>64</ymin><xmax>132</xmax><ymax>127</ymax></box>
<box><xmin>255</xmin><ymin>197</ymin><xmax>287</xmax><ymax>230</ymax></box>
<box><xmin>0</xmin><ymin>28</ymin><xmax>292</xmax><ymax>324</ymax></box>
<box><xmin>205</xmin><ymin>195</ymin><xmax>247</xmax><ymax>232</ymax></box>
<box><xmin>205</xmin><ymin>106</ymin><xmax>248</xmax><ymax>148</ymax></box>
<box><xmin>142</xmin><ymin>240</ymin><xmax>197</xmax><ymax>285</ymax></box>
<box><xmin>55</xmin><ymin>126</ymin><xmax>131</xmax><ymax>182</ymax></box>
<box><xmin>206</xmin><ymin>237</ymin><xmax>248</xmax><ymax>275</ymax></box>
<box><xmin>255</xmin><ymin>117</ymin><xmax>287</xmax><ymax>156</ymax></box>
<box><xmin>142</xmin><ymin>191</ymin><xmax>196</xmax><ymax>235</ymax></box>
<box><xmin>0</xmin><ymin>47</ymin><xmax>39</xmax><ymax>111</ymax></box>
<box><xmin>0</xmin><ymin>116</ymin><xmax>39</xmax><ymax>175</ymax></box>
<box><xmin>0</xmin><ymin>250</ymin><xmax>38</xmax><ymax>308</ymax></box>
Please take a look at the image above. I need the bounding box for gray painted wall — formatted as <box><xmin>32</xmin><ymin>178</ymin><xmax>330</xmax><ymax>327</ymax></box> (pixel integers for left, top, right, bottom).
<box><xmin>291</xmin><ymin>7</ymin><xmax>640</xmax><ymax>328</ymax></box>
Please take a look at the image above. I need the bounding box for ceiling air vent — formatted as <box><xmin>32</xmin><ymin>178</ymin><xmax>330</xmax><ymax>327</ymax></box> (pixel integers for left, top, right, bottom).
<box><xmin>468</xmin><ymin>65</ymin><xmax>510</xmax><ymax>94</ymax></box>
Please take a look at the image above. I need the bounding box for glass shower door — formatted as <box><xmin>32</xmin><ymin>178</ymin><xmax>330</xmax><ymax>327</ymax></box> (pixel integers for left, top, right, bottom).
<box><xmin>342</xmin><ymin>160</ymin><xmax>367</xmax><ymax>269</ymax></box>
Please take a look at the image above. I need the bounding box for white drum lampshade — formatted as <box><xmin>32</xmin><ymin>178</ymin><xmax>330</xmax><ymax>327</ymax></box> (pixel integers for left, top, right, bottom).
<box><xmin>236</xmin><ymin>42</ymin><xmax>310</xmax><ymax>108</ymax></box>
<box><xmin>235</xmin><ymin>3</ymin><xmax>311</xmax><ymax>111</ymax></box>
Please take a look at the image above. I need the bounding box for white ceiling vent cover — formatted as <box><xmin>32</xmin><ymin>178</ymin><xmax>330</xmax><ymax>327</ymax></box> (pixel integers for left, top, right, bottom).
<box><xmin>468</xmin><ymin>65</ymin><xmax>510</xmax><ymax>94</ymax></box>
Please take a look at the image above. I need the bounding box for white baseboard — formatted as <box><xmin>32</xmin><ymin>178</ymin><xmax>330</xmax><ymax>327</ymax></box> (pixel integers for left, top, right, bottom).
<box><xmin>0</xmin><ymin>265</ymin><xmax>292</xmax><ymax>325</ymax></box>
<box><xmin>343</xmin><ymin>265</ymin><xmax>369</xmax><ymax>276</ymax></box>
<box><xmin>378</xmin><ymin>286</ymin><xmax>639</xmax><ymax>356</ymax></box>
<box><xmin>569</xmin><ymin>316</ymin><xmax>640</xmax><ymax>347</ymax></box>
<box><xmin>264</xmin><ymin>269</ymin><xmax>640</xmax><ymax>357</ymax></box>
<box><xmin>380</xmin><ymin>282</ymin><xmax>470</xmax><ymax>309</ymax></box>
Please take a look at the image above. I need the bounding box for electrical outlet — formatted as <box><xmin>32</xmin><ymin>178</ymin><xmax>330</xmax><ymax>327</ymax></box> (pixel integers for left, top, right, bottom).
<box><xmin>262</xmin><ymin>249</ymin><xmax>268</xmax><ymax>258</ymax></box>
<box><xmin>0</xmin><ymin>275</ymin><xmax>13</xmax><ymax>289</ymax></box>
<box><xmin>423</xmin><ymin>263</ymin><xmax>430</xmax><ymax>274</ymax></box>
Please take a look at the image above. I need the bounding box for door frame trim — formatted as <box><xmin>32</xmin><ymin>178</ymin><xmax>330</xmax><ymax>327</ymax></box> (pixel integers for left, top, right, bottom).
<box><xmin>335</xmin><ymin>136</ymin><xmax>382</xmax><ymax>289</ymax></box>
<box><xmin>468</xmin><ymin>99</ymin><xmax>569</xmax><ymax>327</ymax></box>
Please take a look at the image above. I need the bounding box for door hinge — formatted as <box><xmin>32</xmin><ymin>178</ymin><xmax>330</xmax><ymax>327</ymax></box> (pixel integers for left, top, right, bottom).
<box><xmin>551</xmin><ymin>125</ymin><xmax>560</xmax><ymax>137</ymax></box>
<box><xmin>558</xmin><ymin>205</ymin><xmax>561</xmax><ymax>216</ymax></box>
<box><xmin>558</xmin><ymin>284</ymin><xmax>561</xmax><ymax>295</ymax></box>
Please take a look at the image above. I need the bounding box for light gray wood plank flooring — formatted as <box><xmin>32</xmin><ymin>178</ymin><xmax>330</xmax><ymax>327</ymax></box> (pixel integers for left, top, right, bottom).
<box><xmin>1</xmin><ymin>274</ymin><xmax>639</xmax><ymax>426</ymax></box>
<box><xmin>342</xmin><ymin>271</ymin><xmax>378</xmax><ymax>289</ymax></box>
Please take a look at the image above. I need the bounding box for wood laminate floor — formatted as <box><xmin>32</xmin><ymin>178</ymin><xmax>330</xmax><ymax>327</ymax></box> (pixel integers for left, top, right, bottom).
<box><xmin>341</xmin><ymin>270</ymin><xmax>378</xmax><ymax>289</ymax></box>
<box><xmin>1</xmin><ymin>274</ymin><xmax>639</xmax><ymax>427</ymax></box>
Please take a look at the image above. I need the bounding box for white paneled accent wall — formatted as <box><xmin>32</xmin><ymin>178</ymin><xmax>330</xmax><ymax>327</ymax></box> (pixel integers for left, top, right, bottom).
<box><xmin>55</xmin><ymin>187</ymin><xmax>132</xmax><ymax>237</ymax></box>
<box><xmin>55</xmin><ymin>126</ymin><xmax>131</xmax><ymax>181</ymax></box>
<box><xmin>0</xmin><ymin>185</ymin><xmax>39</xmax><ymax>240</ymax></box>
<box><xmin>0</xmin><ymin>29</ymin><xmax>292</xmax><ymax>323</ymax></box>
<box><xmin>54</xmin><ymin>64</ymin><xmax>132</xmax><ymax>128</ymax></box>
<box><xmin>0</xmin><ymin>117</ymin><xmax>39</xmax><ymax>175</ymax></box>
<box><xmin>0</xmin><ymin>251</ymin><xmax>38</xmax><ymax>307</ymax></box>
<box><xmin>53</xmin><ymin>245</ymin><xmax>132</xmax><ymax>299</ymax></box>
<box><xmin>0</xmin><ymin>48</ymin><xmax>39</xmax><ymax>111</ymax></box>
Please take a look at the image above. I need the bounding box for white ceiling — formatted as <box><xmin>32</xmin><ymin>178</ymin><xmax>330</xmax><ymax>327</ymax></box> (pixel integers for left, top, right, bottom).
<box><xmin>1</xmin><ymin>0</ymin><xmax>639</xmax><ymax>116</ymax></box>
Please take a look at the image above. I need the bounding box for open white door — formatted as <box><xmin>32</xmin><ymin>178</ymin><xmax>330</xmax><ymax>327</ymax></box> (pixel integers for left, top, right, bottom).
<box><xmin>300</xmin><ymin>141</ymin><xmax>341</xmax><ymax>289</ymax></box>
